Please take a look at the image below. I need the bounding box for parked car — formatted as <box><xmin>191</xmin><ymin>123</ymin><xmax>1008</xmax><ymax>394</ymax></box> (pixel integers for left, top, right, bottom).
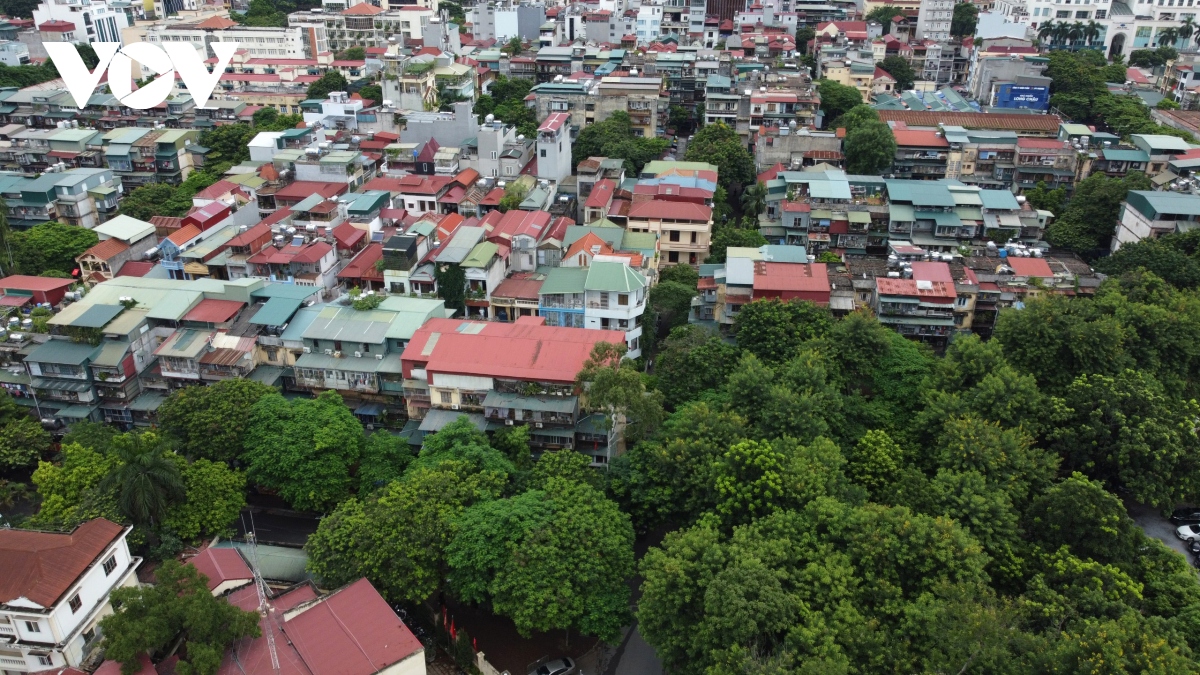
<box><xmin>1170</xmin><ymin>507</ymin><xmax>1200</xmax><ymax>524</ymax></box>
<box><xmin>1177</xmin><ymin>523</ymin><xmax>1200</xmax><ymax>542</ymax></box>
<box><xmin>530</xmin><ymin>658</ymin><xmax>576</xmax><ymax>675</ymax></box>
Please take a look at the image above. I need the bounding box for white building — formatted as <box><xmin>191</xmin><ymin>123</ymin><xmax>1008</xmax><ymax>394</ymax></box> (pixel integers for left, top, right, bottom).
<box><xmin>917</xmin><ymin>0</ymin><xmax>953</xmax><ymax>40</ymax></box>
<box><xmin>32</xmin><ymin>0</ymin><xmax>130</xmax><ymax>44</ymax></box>
<box><xmin>0</xmin><ymin>41</ymin><xmax>30</xmax><ymax>67</ymax></box>
<box><xmin>583</xmin><ymin>259</ymin><xmax>647</xmax><ymax>359</ymax></box>
<box><xmin>0</xmin><ymin>519</ymin><xmax>141</xmax><ymax>673</ymax></box>
<box><xmin>536</xmin><ymin>112</ymin><xmax>571</xmax><ymax>184</ymax></box>
<box><xmin>1112</xmin><ymin>190</ymin><xmax>1200</xmax><ymax>251</ymax></box>
<box><xmin>142</xmin><ymin>18</ymin><xmax>305</xmax><ymax>79</ymax></box>
<box><xmin>636</xmin><ymin>5</ymin><xmax>662</xmax><ymax>43</ymax></box>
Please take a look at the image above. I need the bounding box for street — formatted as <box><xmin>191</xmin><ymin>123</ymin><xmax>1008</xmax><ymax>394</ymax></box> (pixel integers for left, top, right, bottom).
<box><xmin>1127</xmin><ymin>500</ymin><xmax>1196</xmax><ymax>563</ymax></box>
<box><xmin>604</xmin><ymin>623</ymin><xmax>661</xmax><ymax>675</ymax></box>
<box><xmin>234</xmin><ymin>506</ymin><xmax>319</xmax><ymax>548</ymax></box>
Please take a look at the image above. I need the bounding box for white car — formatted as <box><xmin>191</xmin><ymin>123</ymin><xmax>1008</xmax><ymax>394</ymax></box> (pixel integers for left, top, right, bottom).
<box><xmin>1177</xmin><ymin>524</ymin><xmax>1200</xmax><ymax>541</ymax></box>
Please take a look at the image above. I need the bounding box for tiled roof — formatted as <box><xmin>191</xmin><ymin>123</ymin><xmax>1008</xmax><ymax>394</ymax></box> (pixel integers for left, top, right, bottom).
<box><xmin>753</xmin><ymin>261</ymin><xmax>830</xmax><ymax>293</ymax></box>
<box><xmin>1007</xmin><ymin>257</ymin><xmax>1054</xmax><ymax>278</ymax></box>
<box><xmin>195</xmin><ymin>15</ymin><xmax>237</xmax><ymax>28</ymax></box>
<box><xmin>183</xmin><ymin>298</ymin><xmax>244</xmax><ymax>324</ymax></box>
<box><xmin>167</xmin><ymin>224</ymin><xmax>202</xmax><ymax>246</ymax></box>
<box><xmin>0</xmin><ymin>519</ymin><xmax>125</xmax><ymax>607</ymax></box>
<box><xmin>342</xmin><ymin>3</ymin><xmax>384</xmax><ymax>14</ymax></box>
<box><xmin>628</xmin><ymin>200</ymin><xmax>712</xmax><ymax>221</ymax></box>
<box><xmin>79</xmin><ymin>237</ymin><xmax>129</xmax><ymax>261</ymax></box>
<box><xmin>187</xmin><ymin>547</ymin><xmax>252</xmax><ymax>592</ymax></box>
<box><xmin>877</xmin><ymin>110</ymin><xmax>1062</xmax><ymax>132</ymax></box>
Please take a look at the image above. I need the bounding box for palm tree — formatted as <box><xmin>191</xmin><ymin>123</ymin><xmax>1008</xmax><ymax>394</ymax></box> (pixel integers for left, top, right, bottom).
<box><xmin>99</xmin><ymin>432</ymin><xmax>185</xmax><ymax>530</ymax></box>
<box><xmin>1053</xmin><ymin>22</ymin><xmax>1072</xmax><ymax>46</ymax></box>
<box><xmin>1037</xmin><ymin>20</ymin><xmax>1056</xmax><ymax>45</ymax></box>
<box><xmin>1158</xmin><ymin>26</ymin><xmax>1180</xmax><ymax>47</ymax></box>
<box><xmin>1111</xmin><ymin>51</ymin><xmax>1126</xmax><ymax>65</ymax></box>
<box><xmin>1182</xmin><ymin>16</ymin><xmax>1197</xmax><ymax>44</ymax></box>
<box><xmin>1068</xmin><ymin>21</ymin><xmax>1085</xmax><ymax>45</ymax></box>
<box><xmin>741</xmin><ymin>180</ymin><xmax>768</xmax><ymax>218</ymax></box>
<box><xmin>1084</xmin><ymin>20</ymin><xmax>1103</xmax><ymax>45</ymax></box>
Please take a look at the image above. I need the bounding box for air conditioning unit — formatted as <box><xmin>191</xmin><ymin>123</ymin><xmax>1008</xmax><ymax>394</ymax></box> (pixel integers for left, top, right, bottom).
<box><xmin>324</xmin><ymin>348</ymin><xmax>333</xmax><ymax>355</ymax></box>
<box><xmin>376</xmin><ymin>354</ymin><xmax>384</xmax><ymax>360</ymax></box>
<box><xmin>354</xmin><ymin>351</ymin><xmax>362</xmax><ymax>358</ymax></box>
<box><xmin>505</xmin><ymin>419</ymin><xmax>514</xmax><ymax>425</ymax></box>
<box><xmin>333</xmin><ymin>351</ymin><xmax>343</xmax><ymax>358</ymax></box>
<box><xmin>451</xmin><ymin>404</ymin><xmax>459</xmax><ymax>410</ymax></box>
<box><xmin>535</xmin><ymin>422</ymin><xmax>543</xmax><ymax>428</ymax></box>
<box><xmin>303</xmin><ymin>346</ymin><xmax>311</xmax><ymax>353</ymax></box>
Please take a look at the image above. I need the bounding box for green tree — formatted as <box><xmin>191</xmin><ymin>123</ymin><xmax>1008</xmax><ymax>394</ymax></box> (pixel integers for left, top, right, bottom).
<box><xmin>1023</xmin><ymin>180</ymin><xmax>1067</xmax><ymax>214</ymax></box>
<box><xmin>951</xmin><ymin>1</ymin><xmax>979</xmax><ymax>36</ymax></box>
<box><xmin>734</xmin><ymin>298</ymin><xmax>834</xmax><ymax>363</ymax></box>
<box><xmin>0</xmin><ymin>391</ymin><xmax>49</xmax><ymax>471</ymax></box>
<box><xmin>796</xmin><ymin>25</ymin><xmax>816</xmax><ymax>50</ymax></box>
<box><xmin>307</xmin><ymin>71</ymin><xmax>349</xmax><ymax>100</ymax></box>
<box><xmin>163</xmin><ymin>458</ymin><xmax>245</xmax><ymax>541</ymax></box>
<box><xmin>447</xmin><ymin>478</ymin><xmax>635</xmax><ymax>641</ymax></box>
<box><xmin>1025</xmin><ymin>472</ymin><xmax>1141</xmax><ymax>565</ymax></box>
<box><xmin>866</xmin><ymin>5</ymin><xmax>906</xmax><ymax>32</ymax></box>
<box><xmin>572</xmin><ymin>111</ymin><xmax>668</xmax><ymax>175</ymax></box>
<box><xmin>198</xmin><ymin>123</ymin><xmax>258</xmax><ymax>170</ymax></box>
<box><xmin>528</xmin><ymin>449</ymin><xmax>599</xmax><ymax>490</ymax></box>
<box><xmin>305</xmin><ymin>459</ymin><xmax>507</xmax><ymax>602</ymax></box>
<box><xmin>832</xmin><ymin>103</ymin><xmax>880</xmax><ymax>132</ymax></box>
<box><xmin>576</xmin><ymin>342</ymin><xmax>664</xmax><ymax>445</ymax></box>
<box><xmin>157</xmin><ymin>379</ymin><xmax>277</xmax><ymax>463</ymax></box>
<box><xmin>649</xmin><ymin>281</ymin><xmax>696</xmax><ymax>334</ymax></box>
<box><xmin>99</xmin><ymin>431</ymin><xmax>186</xmax><ymax>531</ymax></box>
<box><xmin>653</xmin><ymin>325</ymin><xmax>741</xmax><ymax>409</ymax></box>
<box><xmin>1046</xmin><ymin>171</ymin><xmax>1152</xmax><ymax>252</ymax></box>
<box><xmin>236</xmin><ymin>0</ymin><xmax>286</xmax><ymax>26</ymax></box>
<box><xmin>242</xmin><ymin>391</ymin><xmax>365</xmax><ymax>512</ymax></box>
<box><xmin>100</xmin><ymin>560</ymin><xmax>260</xmax><ymax>675</ymax></box>
<box><xmin>501</xmin><ymin>36</ymin><xmax>523</xmax><ymax>55</ymax></box>
<box><xmin>844</xmin><ymin>119</ymin><xmax>896</xmax><ymax>174</ymax></box>
<box><xmin>118</xmin><ymin>184</ymin><xmax>176</xmax><ymax>221</ymax></box>
<box><xmin>706</xmin><ymin>224</ymin><xmax>768</xmax><ymax>263</ymax></box>
<box><xmin>10</xmin><ymin>221</ymin><xmax>98</xmax><ymax>276</ymax></box>
<box><xmin>1048</xmin><ymin>370</ymin><xmax>1200</xmax><ymax>508</ymax></box>
<box><xmin>337</xmin><ymin>46</ymin><xmax>365</xmax><ymax>60</ymax></box>
<box><xmin>740</xmin><ymin>180</ymin><xmax>768</xmax><ymax>217</ymax></box>
<box><xmin>1093</xmin><ymin>235</ymin><xmax>1200</xmax><ymax>288</ymax></box>
<box><xmin>683</xmin><ymin>121</ymin><xmax>755</xmax><ymax>192</ymax></box>
<box><xmin>877</xmin><ymin>55</ymin><xmax>916</xmax><ymax>90</ymax></box>
<box><xmin>27</xmin><ymin>442</ymin><xmax>120</xmax><ymax>529</ymax></box>
<box><xmin>847</xmin><ymin>429</ymin><xmax>904</xmax><ymax>496</ymax></box>
<box><xmin>357</xmin><ymin>431</ymin><xmax>414</xmax><ymax>494</ymax></box>
<box><xmin>817</xmin><ymin>79</ymin><xmax>865</xmax><ymax>125</ymax></box>
<box><xmin>358</xmin><ymin>83</ymin><xmax>382</xmax><ymax>104</ymax></box>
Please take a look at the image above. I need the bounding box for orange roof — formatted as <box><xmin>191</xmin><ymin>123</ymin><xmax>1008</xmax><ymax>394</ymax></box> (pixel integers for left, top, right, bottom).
<box><xmin>891</xmin><ymin>129</ymin><xmax>949</xmax><ymax>147</ymax></box>
<box><xmin>259</xmin><ymin>163</ymin><xmax>279</xmax><ymax>181</ymax></box>
<box><xmin>79</xmin><ymin>238</ymin><xmax>130</xmax><ymax>261</ymax></box>
<box><xmin>566</xmin><ymin>232</ymin><xmax>613</xmax><ymax>260</ymax></box>
<box><xmin>342</xmin><ymin>3</ymin><xmax>384</xmax><ymax>14</ymax></box>
<box><xmin>166</xmin><ymin>224</ymin><xmax>202</xmax><ymax>246</ymax></box>
<box><xmin>1007</xmin><ymin>257</ymin><xmax>1054</xmax><ymax>278</ymax></box>
<box><xmin>196</xmin><ymin>15</ymin><xmax>237</xmax><ymax>28</ymax></box>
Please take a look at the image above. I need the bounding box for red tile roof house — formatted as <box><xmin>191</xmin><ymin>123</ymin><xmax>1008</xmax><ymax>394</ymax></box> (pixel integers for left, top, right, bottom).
<box><xmin>216</xmin><ymin>578</ymin><xmax>425</xmax><ymax>675</ymax></box>
<box><xmin>401</xmin><ymin>316</ymin><xmax>627</xmax><ymax>459</ymax></box>
<box><xmin>0</xmin><ymin>519</ymin><xmax>142</xmax><ymax>670</ymax></box>
<box><xmin>185</xmin><ymin>547</ymin><xmax>253</xmax><ymax>596</ymax></box>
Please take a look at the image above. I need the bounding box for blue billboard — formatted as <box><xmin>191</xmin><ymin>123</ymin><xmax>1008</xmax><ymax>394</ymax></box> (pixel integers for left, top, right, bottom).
<box><xmin>993</xmin><ymin>83</ymin><xmax>1051</xmax><ymax>111</ymax></box>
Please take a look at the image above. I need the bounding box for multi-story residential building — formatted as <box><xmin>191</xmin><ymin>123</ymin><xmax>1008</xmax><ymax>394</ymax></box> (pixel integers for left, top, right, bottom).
<box><xmin>0</xmin><ymin>519</ymin><xmax>141</xmax><ymax>672</ymax></box>
<box><xmin>290</xmin><ymin>297</ymin><xmax>446</xmax><ymax>408</ymax></box>
<box><xmin>691</xmin><ymin>245</ymin><xmax>828</xmax><ymax>331</ymax></box>
<box><xmin>0</xmin><ymin>40</ymin><xmax>29</xmax><ymax>67</ymax></box>
<box><xmin>401</xmin><ymin>316</ymin><xmax>626</xmax><ymax>464</ymax></box>
<box><xmin>536</xmin><ymin>112</ymin><xmax>571</xmax><ymax>183</ymax></box>
<box><xmin>289</xmin><ymin>4</ymin><xmax>435</xmax><ymax>55</ymax></box>
<box><xmin>916</xmin><ymin>0</ymin><xmax>953</xmax><ymax>40</ymax></box>
<box><xmin>1131</xmin><ymin>133</ymin><xmax>1194</xmax><ymax>175</ymax></box>
<box><xmin>33</xmin><ymin>0</ymin><xmax>129</xmax><ymax>45</ymax></box>
<box><xmin>76</xmin><ymin>215</ymin><xmax>159</xmax><ymax>284</ymax></box>
<box><xmin>141</xmin><ymin>20</ymin><xmax>306</xmax><ymax>78</ymax></box>
<box><xmin>50</xmin><ymin>168</ymin><xmax>121</xmax><ymax>229</ymax></box>
<box><xmin>1112</xmin><ymin>190</ymin><xmax>1200</xmax><ymax>251</ymax></box>
<box><xmin>627</xmin><ymin>199</ymin><xmax>712</xmax><ymax>269</ymax></box>
<box><xmin>1013</xmin><ymin>137</ymin><xmax>1079</xmax><ymax>194</ymax></box>
<box><xmin>538</xmin><ymin>259</ymin><xmax>647</xmax><ymax>357</ymax></box>
<box><xmin>891</xmin><ymin>126</ymin><xmax>951</xmax><ymax>180</ymax></box>
<box><xmin>468</xmin><ymin>0</ymin><xmax>546</xmax><ymax>42</ymax></box>
<box><xmin>873</xmin><ymin>260</ymin><xmax>957</xmax><ymax>350</ymax></box>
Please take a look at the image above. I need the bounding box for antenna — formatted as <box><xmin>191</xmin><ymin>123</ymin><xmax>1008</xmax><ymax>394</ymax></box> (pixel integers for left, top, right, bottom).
<box><xmin>246</xmin><ymin>516</ymin><xmax>281</xmax><ymax>675</ymax></box>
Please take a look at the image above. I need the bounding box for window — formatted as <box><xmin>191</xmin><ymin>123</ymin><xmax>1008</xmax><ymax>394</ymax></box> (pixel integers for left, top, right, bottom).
<box><xmin>334</xmin><ymin>341</ymin><xmax>343</xmax><ymax>352</ymax></box>
<box><xmin>38</xmin><ymin>656</ymin><xmax>52</xmax><ymax>666</ymax></box>
<box><xmin>102</xmin><ymin>555</ymin><xmax>117</xmax><ymax>575</ymax></box>
<box><xmin>668</xmin><ymin>251</ymin><xmax>679</xmax><ymax>263</ymax></box>
<box><xmin>669</xmin><ymin>230</ymin><xmax>680</xmax><ymax>242</ymax></box>
<box><xmin>1075</xmin><ymin>10</ymin><xmax>1089</xmax><ymax>17</ymax></box>
<box><xmin>1056</xmin><ymin>9</ymin><xmax>1070</xmax><ymax>15</ymax></box>
<box><xmin>69</xmin><ymin>594</ymin><xmax>82</xmax><ymax>613</ymax></box>
<box><xmin>25</xmin><ymin>621</ymin><xmax>40</xmax><ymax>633</ymax></box>
<box><xmin>618</xmin><ymin>293</ymin><xmax>629</xmax><ymax>306</ymax></box>
<box><xmin>540</xmin><ymin>149</ymin><xmax>547</xmax><ymax>157</ymax></box>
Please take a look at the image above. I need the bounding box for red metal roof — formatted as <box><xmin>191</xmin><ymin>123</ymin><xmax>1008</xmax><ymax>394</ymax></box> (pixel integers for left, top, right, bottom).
<box><xmin>891</xmin><ymin>129</ymin><xmax>950</xmax><ymax>147</ymax></box>
<box><xmin>226</xmin><ymin>222</ymin><xmax>273</xmax><ymax>248</ymax></box>
<box><xmin>491</xmin><ymin>272</ymin><xmax>546</xmax><ymax>300</ymax></box>
<box><xmin>1016</xmin><ymin>137</ymin><xmax>1069</xmax><ymax>150</ymax></box>
<box><xmin>249</xmin><ymin>241</ymin><xmax>333</xmax><ymax>265</ymax></box>
<box><xmin>910</xmin><ymin>261</ymin><xmax>953</xmax><ymax>282</ymax></box>
<box><xmin>38</xmin><ymin>20</ymin><xmax>76</xmax><ymax>31</ymax></box>
<box><xmin>538</xmin><ymin>112</ymin><xmax>571</xmax><ymax>133</ymax></box>
<box><xmin>628</xmin><ymin>200</ymin><xmax>712</xmax><ymax>221</ymax></box>
<box><xmin>753</xmin><ymin>261</ymin><xmax>830</xmax><ymax>293</ymax></box>
<box><xmin>193</xmin><ymin>180</ymin><xmax>243</xmax><ymax>201</ymax></box>
<box><xmin>272</xmin><ymin>182</ymin><xmax>347</xmax><ymax>201</ymax></box>
<box><xmin>490</xmin><ymin>209</ymin><xmax>552</xmax><ymax>242</ymax></box>
<box><xmin>286</xmin><ymin>579</ymin><xmax>423</xmax><ymax>675</ymax></box>
<box><xmin>1007</xmin><ymin>257</ymin><xmax>1054</xmax><ymax>278</ymax></box>
<box><xmin>342</xmin><ymin>2</ymin><xmax>384</xmax><ymax>13</ymax></box>
<box><xmin>187</xmin><ymin>548</ymin><xmax>252</xmax><ymax>592</ymax></box>
<box><xmin>585</xmin><ymin>179</ymin><xmax>616</xmax><ymax>208</ymax></box>
<box><xmin>337</xmin><ymin>243</ymin><xmax>383</xmax><ymax>282</ymax></box>
<box><xmin>0</xmin><ymin>275</ymin><xmax>74</xmax><ymax>292</ymax></box>
<box><xmin>116</xmin><ymin>261</ymin><xmax>155</xmax><ymax>278</ymax></box>
<box><xmin>404</xmin><ymin>316</ymin><xmax>626</xmax><ymax>384</ymax></box>
<box><xmin>876</xmin><ymin>277</ymin><xmax>956</xmax><ymax>300</ymax></box>
<box><xmin>184</xmin><ymin>298</ymin><xmax>245</xmax><ymax>324</ymax></box>
<box><xmin>333</xmin><ymin>221</ymin><xmax>367</xmax><ymax>250</ymax></box>
<box><xmin>0</xmin><ymin>519</ymin><xmax>125</xmax><ymax>607</ymax></box>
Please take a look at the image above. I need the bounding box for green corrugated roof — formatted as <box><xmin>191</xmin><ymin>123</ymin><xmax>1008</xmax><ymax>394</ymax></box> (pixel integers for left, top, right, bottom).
<box><xmin>460</xmin><ymin>241</ymin><xmax>499</xmax><ymax>268</ymax></box>
<box><xmin>979</xmin><ymin>189</ymin><xmax>1020</xmax><ymax>210</ymax></box>
<box><xmin>1104</xmin><ymin>148</ymin><xmax>1150</xmax><ymax>162</ymax></box>
<box><xmin>26</xmin><ymin>339</ymin><xmax>98</xmax><ymax>366</ymax></box>
<box><xmin>584</xmin><ymin>261</ymin><xmax>646</xmax><ymax>292</ymax></box>
<box><xmin>890</xmin><ymin>204</ymin><xmax>916</xmax><ymax>221</ymax></box>
<box><xmin>539</xmin><ymin>267</ymin><xmax>588</xmax><ymax>295</ymax></box>
<box><xmin>482</xmin><ymin>390</ymin><xmax>577</xmax><ymax>414</ymax></box>
<box><xmin>620</xmin><ymin>231</ymin><xmax>658</xmax><ymax>252</ymax></box>
<box><xmin>72</xmin><ymin>304</ymin><xmax>125</xmax><ymax>329</ymax></box>
<box><xmin>90</xmin><ymin>341</ymin><xmax>129</xmax><ymax>368</ymax></box>
<box><xmin>128</xmin><ymin>391</ymin><xmax>166</xmax><ymax>411</ymax></box>
<box><xmin>250</xmin><ymin>297</ymin><xmax>303</xmax><ymax>326</ymax></box>
<box><xmin>916</xmin><ymin>211</ymin><xmax>963</xmax><ymax>226</ymax></box>
<box><xmin>847</xmin><ymin>211</ymin><xmax>871</xmax><ymax>223</ymax></box>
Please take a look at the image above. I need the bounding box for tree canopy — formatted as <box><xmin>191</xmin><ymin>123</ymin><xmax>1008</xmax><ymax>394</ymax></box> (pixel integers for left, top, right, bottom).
<box><xmin>683</xmin><ymin>121</ymin><xmax>756</xmax><ymax>192</ymax></box>
<box><xmin>572</xmin><ymin>111</ymin><xmax>669</xmax><ymax>175</ymax></box>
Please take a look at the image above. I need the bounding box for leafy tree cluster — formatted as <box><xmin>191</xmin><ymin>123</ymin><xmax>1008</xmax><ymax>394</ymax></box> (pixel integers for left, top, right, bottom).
<box><xmin>683</xmin><ymin>121</ymin><xmax>756</xmax><ymax>194</ymax></box>
<box><xmin>1094</xmin><ymin>228</ymin><xmax>1200</xmax><ymax>287</ymax></box>
<box><xmin>838</xmin><ymin>105</ymin><xmax>897</xmax><ymax>175</ymax></box>
<box><xmin>475</xmin><ymin>75</ymin><xmax>538</xmax><ymax>138</ymax></box>
<box><xmin>99</xmin><ymin>561</ymin><xmax>260</xmax><ymax>675</ymax></box>
<box><xmin>866</xmin><ymin>5</ymin><xmax>905</xmax><ymax>33</ymax></box>
<box><xmin>26</xmin><ymin>430</ymin><xmax>245</xmax><ymax>545</ymax></box>
<box><xmin>876</xmin><ymin>55</ymin><xmax>915</xmax><ymax>90</ymax></box>
<box><xmin>951</xmin><ymin>1</ymin><xmax>980</xmax><ymax>37</ymax></box>
<box><xmin>1045</xmin><ymin>49</ymin><xmax>1191</xmax><ymax>140</ymax></box>
<box><xmin>616</xmin><ymin>289</ymin><xmax>1200</xmax><ymax>674</ymax></box>
<box><xmin>306</xmin><ymin>416</ymin><xmax>635</xmax><ymax>642</ymax></box>
<box><xmin>573</xmin><ymin>111</ymin><xmax>669</xmax><ymax>176</ymax></box>
<box><xmin>816</xmin><ymin>79</ymin><xmax>865</xmax><ymax>126</ymax></box>
<box><xmin>305</xmin><ymin>71</ymin><xmax>349</xmax><ymax>101</ymax></box>
<box><xmin>1044</xmin><ymin>171</ymin><xmax>1152</xmax><ymax>252</ymax></box>
<box><xmin>4</xmin><ymin>220</ymin><xmax>98</xmax><ymax>277</ymax></box>
<box><xmin>1128</xmin><ymin>46</ymin><xmax>1179</xmax><ymax>68</ymax></box>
